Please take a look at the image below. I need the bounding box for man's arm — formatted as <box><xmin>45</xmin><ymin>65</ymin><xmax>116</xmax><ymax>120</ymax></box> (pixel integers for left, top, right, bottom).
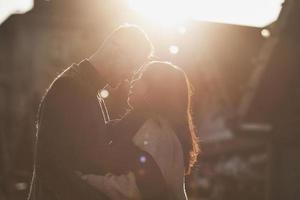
<box><xmin>105</xmin><ymin>112</ymin><xmax>170</xmax><ymax>199</ymax></box>
<box><xmin>39</xmin><ymin>78</ymin><xmax>167</xmax><ymax>199</ymax></box>
<box><xmin>37</xmin><ymin>77</ymin><xmax>110</xmax><ymax>199</ymax></box>
<box><xmin>79</xmin><ymin>171</ymin><xmax>142</xmax><ymax>200</ymax></box>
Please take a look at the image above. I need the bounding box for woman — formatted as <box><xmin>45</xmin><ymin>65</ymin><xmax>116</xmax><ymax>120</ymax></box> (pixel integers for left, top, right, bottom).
<box><xmin>81</xmin><ymin>61</ymin><xmax>200</xmax><ymax>199</ymax></box>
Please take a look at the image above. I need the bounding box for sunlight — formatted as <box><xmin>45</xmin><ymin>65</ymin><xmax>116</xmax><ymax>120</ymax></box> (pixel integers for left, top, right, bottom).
<box><xmin>129</xmin><ymin>0</ymin><xmax>189</xmax><ymax>27</ymax></box>
<box><xmin>0</xmin><ymin>0</ymin><xmax>33</xmax><ymax>25</ymax></box>
<box><xmin>177</xmin><ymin>26</ymin><xmax>186</xmax><ymax>34</ymax></box>
<box><xmin>129</xmin><ymin>0</ymin><xmax>284</xmax><ymax>27</ymax></box>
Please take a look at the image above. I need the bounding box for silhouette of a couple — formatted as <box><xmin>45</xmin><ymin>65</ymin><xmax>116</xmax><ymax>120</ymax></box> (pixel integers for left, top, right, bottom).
<box><xmin>28</xmin><ymin>24</ymin><xmax>199</xmax><ymax>200</ymax></box>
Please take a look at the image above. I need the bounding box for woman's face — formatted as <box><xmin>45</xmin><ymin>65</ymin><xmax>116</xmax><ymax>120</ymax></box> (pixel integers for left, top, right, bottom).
<box><xmin>128</xmin><ymin>74</ymin><xmax>148</xmax><ymax>109</ymax></box>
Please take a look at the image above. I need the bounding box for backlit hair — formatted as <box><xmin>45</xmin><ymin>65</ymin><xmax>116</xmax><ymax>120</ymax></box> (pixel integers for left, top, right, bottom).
<box><xmin>141</xmin><ymin>61</ymin><xmax>200</xmax><ymax>174</ymax></box>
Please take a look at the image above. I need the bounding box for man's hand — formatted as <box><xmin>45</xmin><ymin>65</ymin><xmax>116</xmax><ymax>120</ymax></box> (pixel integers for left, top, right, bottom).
<box><xmin>76</xmin><ymin>171</ymin><xmax>142</xmax><ymax>200</ymax></box>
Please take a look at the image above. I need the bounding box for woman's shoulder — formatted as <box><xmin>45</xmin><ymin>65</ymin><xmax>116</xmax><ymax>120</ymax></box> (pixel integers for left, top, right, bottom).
<box><xmin>136</xmin><ymin>116</ymin><xmax>172</xmax><ymax>137</ymax></box>
<box><xmin>133</xmin><ymin>116</ymin><xmax>178</xmax><ymax>152</ymax></box>
<box><xmin>141</xmin><ymin>115</ymin><xmax>171</xmax><ymax>130</ymax></box>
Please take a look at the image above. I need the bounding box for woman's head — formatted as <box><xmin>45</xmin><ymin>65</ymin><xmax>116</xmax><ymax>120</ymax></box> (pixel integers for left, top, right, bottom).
<box><xmin>128</xmin><ymin>61</ymin><xmax>200</xmax><ymax>174</ymax></box>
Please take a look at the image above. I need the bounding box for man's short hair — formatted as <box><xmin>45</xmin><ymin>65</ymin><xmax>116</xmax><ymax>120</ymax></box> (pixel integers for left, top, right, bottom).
<box><xmin>103</xmin><ymin>24</ymin><xmax>154</xmax><ymax>60</ymax></box>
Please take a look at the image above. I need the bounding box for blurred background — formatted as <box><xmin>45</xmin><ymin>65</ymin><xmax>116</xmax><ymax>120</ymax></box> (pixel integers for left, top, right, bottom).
<box><xmin>0</xmin><ymin>0</ymin><xmax>300</xmax><ymax>199</ymax></box>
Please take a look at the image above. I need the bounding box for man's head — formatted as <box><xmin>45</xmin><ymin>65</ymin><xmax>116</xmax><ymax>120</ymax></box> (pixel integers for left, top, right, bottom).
<box><xmin>89</xmin><ymin>24</ymin><xmax>154</xmax><ymax>87</ymax></box>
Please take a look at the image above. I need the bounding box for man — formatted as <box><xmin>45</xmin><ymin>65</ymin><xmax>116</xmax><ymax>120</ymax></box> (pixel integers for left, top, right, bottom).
<box><xmin>28</xmin><ymin>24</ymin><xmax>166</xmax><ymax>200</ymax></box>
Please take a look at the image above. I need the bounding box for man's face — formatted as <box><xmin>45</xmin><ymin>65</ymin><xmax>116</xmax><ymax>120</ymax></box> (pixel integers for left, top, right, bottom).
<box><xmin>105</xmin><ymin>38</ymin><xmax>148</xmax><ymax>88</ymax></box>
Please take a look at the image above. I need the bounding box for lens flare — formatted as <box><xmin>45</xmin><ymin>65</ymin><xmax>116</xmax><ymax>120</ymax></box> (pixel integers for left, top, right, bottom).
<box><xmin>261</xmin><ymin>29</ymin><xmax>271</xmax><ymax>38</ymax></box>
<box><xmin>139</xmin><ymin>156</ymin><xmax>147</xmax><ymax>163</ymax></box>
<box><xmin>100</xmin><ymin>89</ymin><xmax>109</xmax><ymax>99</ymax></box>
<box><xmin>169</xmin><ymin>45</ymin><xmax>179</xmax><ymax>54</ymax></box>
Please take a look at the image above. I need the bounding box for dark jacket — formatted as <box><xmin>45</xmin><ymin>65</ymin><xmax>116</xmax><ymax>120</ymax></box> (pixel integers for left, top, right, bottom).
<box><xmin>27</xmin><ymin>60</ymin><xmax>168</xmax><ymax>200</ymax></box>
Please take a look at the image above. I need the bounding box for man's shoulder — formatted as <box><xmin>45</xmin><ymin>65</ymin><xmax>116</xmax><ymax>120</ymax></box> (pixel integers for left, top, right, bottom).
<box><xmin>41</xmin><ymin>68</ymin><xmax>83</xmax><ymax>105</ymax></box>
<box><xmin>48</xmin><ymin>62</ymin><xmax>85</xmax><ymax>92</ymax></box>
<box><xmin>48</xmin><ymin>75</ymin><xmax>78</xmax><ymax>95</ymax></box>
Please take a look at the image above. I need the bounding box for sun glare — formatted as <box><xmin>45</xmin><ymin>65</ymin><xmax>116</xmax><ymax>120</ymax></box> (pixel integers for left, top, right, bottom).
<box><xmin>0</xmin><ymin>0</ymin><xmax>33</xmax><ymax>25</ymax></box>
<box><xmin>129</xmin><ymin>0</ymin><xmax>284</xmax><ymax>27</ymax></box>
<box><xmin>129</xmin><ymin>0</ymin><xmax>189</xmax><ymax>27</ymax></box>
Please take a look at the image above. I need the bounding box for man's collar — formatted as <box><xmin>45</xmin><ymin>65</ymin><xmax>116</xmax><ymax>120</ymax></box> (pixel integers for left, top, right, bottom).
<box><xmin>77</xmin><ymin>59</ymin><xmax>107</xmax><ymax>93</ymax></box>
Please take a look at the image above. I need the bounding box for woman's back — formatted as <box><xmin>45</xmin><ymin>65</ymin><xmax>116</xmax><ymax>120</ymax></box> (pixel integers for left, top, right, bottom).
<box><xmin>133</xmin><ymin>116</ymin><xmax>188</xmax><ymax>200</ymax></box>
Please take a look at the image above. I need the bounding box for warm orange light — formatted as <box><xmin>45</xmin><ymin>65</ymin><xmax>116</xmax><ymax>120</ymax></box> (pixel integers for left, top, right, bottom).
<box><xmin>129</xmin><ymin>0</ymin><xmax>189</xmax><ymax>27</ymax></box>
<box><xmin>0</xmin><ymin>0</ymin><xmax>33</xmax><ymax>25</ymax></box>
<box><xmin>129</xmin><ymin>0</ymin><xmax>283</xmax><ymax>27</ymax></box>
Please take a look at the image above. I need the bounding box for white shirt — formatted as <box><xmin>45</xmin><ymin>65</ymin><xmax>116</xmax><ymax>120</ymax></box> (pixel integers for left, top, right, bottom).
<box><xmin>83</xmin><ymin>117</ymin><xmax>188</xmax><ymax>200</ymax></box>
<box><xmin>133</xmin><ymin>117</ymin><xmax>187</xmax><ymax>200</ymax></box>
